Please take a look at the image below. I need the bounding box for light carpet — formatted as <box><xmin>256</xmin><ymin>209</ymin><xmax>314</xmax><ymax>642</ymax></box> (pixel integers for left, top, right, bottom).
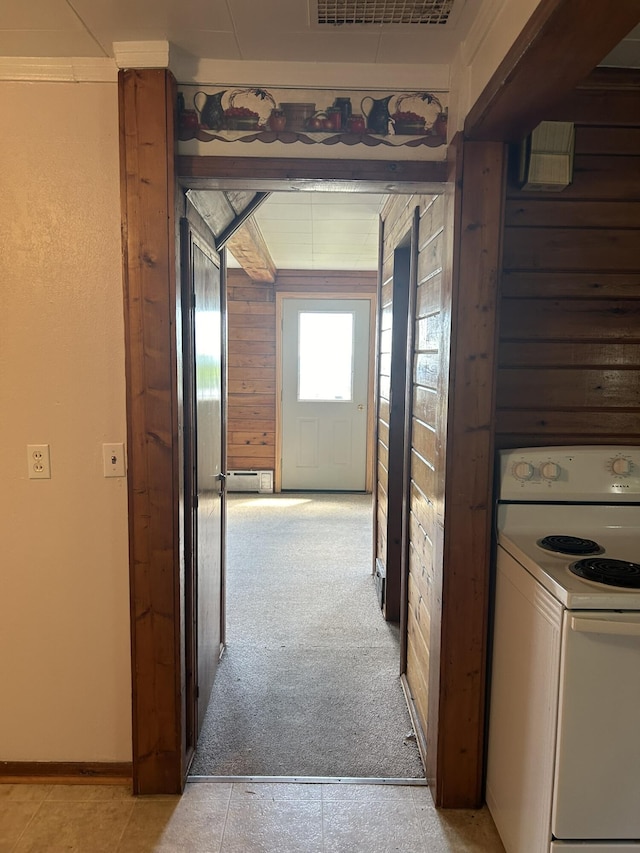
<box><xmin>190</xmin><ymin>492</ymin><xmax>424</xmax><ymax>778</ymax></box>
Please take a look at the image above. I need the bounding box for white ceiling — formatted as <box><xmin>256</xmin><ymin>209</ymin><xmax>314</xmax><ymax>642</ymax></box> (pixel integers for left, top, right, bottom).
<box><xmin>228</xmin><ymin>191</ymin><xmax>386</xmax><ymax>271</ymax></box>
<box><xmin>0</xmin><ymin>0</ymin><xmax>478</xmax><ymax>65</ymax></box>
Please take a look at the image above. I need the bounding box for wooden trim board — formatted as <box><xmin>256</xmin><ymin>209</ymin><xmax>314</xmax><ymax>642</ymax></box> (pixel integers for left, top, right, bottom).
<box><xmin>0</xmin><ymin>762</ymin><xmax>132</xmax><ymax>784</ymax></box>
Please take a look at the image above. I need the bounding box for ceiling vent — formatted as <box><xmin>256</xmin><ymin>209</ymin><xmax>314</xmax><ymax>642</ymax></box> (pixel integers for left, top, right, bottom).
<box><xmin>316</xmin><ymin>0</ymin><xmax>455</xmax><ymax>25</ymax></box>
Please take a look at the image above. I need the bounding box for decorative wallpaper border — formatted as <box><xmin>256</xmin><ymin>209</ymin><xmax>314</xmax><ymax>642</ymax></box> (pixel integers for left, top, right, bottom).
<box><xmin>178</xmin><ymin>85</ymin><xmax>448</xmax><ymax>148</ymax></box>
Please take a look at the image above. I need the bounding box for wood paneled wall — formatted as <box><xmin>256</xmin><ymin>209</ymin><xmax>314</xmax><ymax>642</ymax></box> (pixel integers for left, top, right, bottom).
<box><xmin>377</xmin><ymin>190</ymin><xmax>449</xmax><ymax>760</ymax></box>
<box><xmin>227</xmin><ymin>268</ymin><xmax>377</xmax><ymax>473</ymax></box>
<box><xmin>497</xmin><ymin>78</ymin><xmax>640</xmax><ymax>448</ymax></box>
<box><xmin>405</xmin><ymin>192</ymin><xmax>448</xmax><ymax>760</ymax></box>
<box><xmin>227</xmin><ymin>270</ymin><xmax>277</xmax><ymax>472</ymax></box>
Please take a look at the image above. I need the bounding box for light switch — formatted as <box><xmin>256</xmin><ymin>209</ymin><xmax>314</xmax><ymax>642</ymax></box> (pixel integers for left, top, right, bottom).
<box><xmin>103</xmin><ymin>443</ymin><xmax>126</xmax><ymax>478</ymax></box>
<box><xmin>27</xmin><ymin>444</ymin><xmax>51</xmax><ymax>479</ymax></box>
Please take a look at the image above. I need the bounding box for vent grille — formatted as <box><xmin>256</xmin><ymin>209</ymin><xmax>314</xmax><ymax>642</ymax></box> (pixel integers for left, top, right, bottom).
<box><xmin>317</xmin><ymin>0</ymin><xmax>454</xmax><ymax>25</ymax></box>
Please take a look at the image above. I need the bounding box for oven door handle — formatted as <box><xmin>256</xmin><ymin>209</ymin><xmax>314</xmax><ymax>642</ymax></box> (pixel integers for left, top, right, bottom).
<box><xmin>570</xmin><ymin>616</ymin><xmax>640</xmax><ymax>637</ymax></box>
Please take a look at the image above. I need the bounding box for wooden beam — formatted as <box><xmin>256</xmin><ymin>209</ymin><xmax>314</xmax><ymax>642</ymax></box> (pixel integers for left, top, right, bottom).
<box><xmin>227</xmin><ymin>216</ymin><xmax>277</xmax><ymax>283</ymax></box>
<box><xmin>465</xmin><ymin>0</ymin><xmax>640</xmax><ymax>142</ymax></box>
<box><xmin>177</xmin><ymin>155</ymin><xmax>448</xmax><ymax>192</ymax></box>
<box><xmin>432</xmin><ymin>137</ymin><xmax>506</xmax><ymax>807</ymax></box>
<box><xmin>119</xmin><ymin>68</ymin><xmax>184</xmax><ymax>796</ymax></box>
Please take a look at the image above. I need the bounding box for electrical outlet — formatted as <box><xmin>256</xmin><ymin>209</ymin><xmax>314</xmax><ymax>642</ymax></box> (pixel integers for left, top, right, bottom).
<box><xmin>27</xmin><ymin>444</ymin><xmax>51</xmax><ymax>479</ymax></box>
<box><xmin>103</xmin><ymin>442</ymin><xmax>126</xmax><ymax>478</ymax></box>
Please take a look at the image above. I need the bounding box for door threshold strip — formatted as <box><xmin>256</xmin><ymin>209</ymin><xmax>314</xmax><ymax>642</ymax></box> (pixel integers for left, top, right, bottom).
<box><xmin>188</xmin><ymin>775</ymin><xmax>428</xmax><ymax>785</ymax></box>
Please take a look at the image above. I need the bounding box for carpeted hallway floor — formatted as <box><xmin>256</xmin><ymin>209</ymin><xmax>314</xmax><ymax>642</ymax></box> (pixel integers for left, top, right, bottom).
<box><xmin>190</xmin><ymin>492</ymin><xmax>424</xmax><ymax>779</ymax></box>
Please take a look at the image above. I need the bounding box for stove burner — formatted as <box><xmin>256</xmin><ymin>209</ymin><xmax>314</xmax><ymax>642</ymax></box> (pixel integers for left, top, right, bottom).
<box><xmin>537</xmin><ymin>535</ymin><xmax>602</xmax><ymax>556</ymax></box>
<box><xmin>570</xmin><ymin>558</ymin><xmax>640</xmax><ymax>588</ymax></box>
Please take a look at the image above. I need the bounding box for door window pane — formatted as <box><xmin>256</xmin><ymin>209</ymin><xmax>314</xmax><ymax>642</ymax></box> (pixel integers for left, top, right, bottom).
<box><xmin>298</xmin><ymin>311</ymin><xmax>354</xmax><ymax>401</ymax></box>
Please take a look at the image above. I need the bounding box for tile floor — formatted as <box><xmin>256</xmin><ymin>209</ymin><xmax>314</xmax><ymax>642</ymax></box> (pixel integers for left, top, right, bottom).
<box><xmin>0</xmin><ymin>781</ymin><xmax>506</xmax><ymax>852</ymax></box>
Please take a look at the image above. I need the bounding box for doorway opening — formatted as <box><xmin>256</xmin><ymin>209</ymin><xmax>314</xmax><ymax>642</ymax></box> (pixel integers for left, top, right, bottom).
<box><xmin>186</xmin><ymin>189</ymin><xmax>423</xmax><ymax>780</ymax></box>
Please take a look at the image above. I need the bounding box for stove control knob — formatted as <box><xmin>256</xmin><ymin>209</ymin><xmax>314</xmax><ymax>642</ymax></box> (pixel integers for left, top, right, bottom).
<box><xmin>540</xmin><ymin>462</ymin><xmax>561</xmax><ymax>481</ymax></box>
<box><xmin>611</xmin><ymin>457</ymin><xmax>632</xmax><ymax>476</ymax></box>
<box><xmin>512</xmin><ymin>461</ymin><xmax>534</xmax><ymax>481</ymax></box>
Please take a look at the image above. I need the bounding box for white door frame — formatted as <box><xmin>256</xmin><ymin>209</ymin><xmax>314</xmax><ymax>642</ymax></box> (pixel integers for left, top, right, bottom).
<box><xmin>275</xmin><ymin>291</ymin><xmax>376</xmax><ymax>493</ymax></box>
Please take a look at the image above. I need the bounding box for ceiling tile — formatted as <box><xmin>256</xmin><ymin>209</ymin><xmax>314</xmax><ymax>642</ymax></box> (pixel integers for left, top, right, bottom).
<box><xmin>168</xmin><ymin>31</ymin><xmax>242</xmax><ymax>59</ymax></box>
<box><xmin>233</xmin><ymin>30</ymin><xmax>380</xmax><ymax>63</ymax></box>
<box><xmin>2</xmin><ymin>0</ymin><xmax>85</xmax><ymax>29</ymax></box>
<box><xmin>0</xmin><ymin>30</ymin><xmax>104</xmax><ymax>56</ymax></box>
<box><xmin>376</xmin><ymin>29</ymin><xmax>458</xmax><ymax>64</ymax></box>
<box><xmin>313</xmin><ymin>220</ymin><xmax>374</xmax><ymax>236</ymax></box>
<box><xmin>256</xmin><ymin>205</ymin><xmax>312</xmax><ymax>221</ymax></box>
<box><xmin>228</xmin><ymin>0</ymin><xmax>309</xmax><ymax>32</ymax></box>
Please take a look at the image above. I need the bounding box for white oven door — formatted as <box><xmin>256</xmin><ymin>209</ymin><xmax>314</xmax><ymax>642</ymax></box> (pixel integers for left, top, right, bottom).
<box><xmin>552</xmin><ymin>610</ymin><xmax>640</xmax><ymax>841</ymax></box>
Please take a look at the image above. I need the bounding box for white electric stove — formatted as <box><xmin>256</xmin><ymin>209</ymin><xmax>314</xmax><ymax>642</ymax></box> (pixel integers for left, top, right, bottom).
<box><xmin>486</xmin><ymin>446</ymin><xmax>640</xmax><ymax>853</ymax></box>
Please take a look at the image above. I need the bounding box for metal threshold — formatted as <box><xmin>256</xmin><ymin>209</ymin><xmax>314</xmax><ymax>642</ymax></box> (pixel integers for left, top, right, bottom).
<box><xmin>188</xmin><ymin>775</ymin><xmax>428</xmax><ymax>785</ymax></box>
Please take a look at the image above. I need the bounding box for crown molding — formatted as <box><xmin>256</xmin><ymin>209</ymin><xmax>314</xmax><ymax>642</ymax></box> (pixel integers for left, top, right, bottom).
<box><xmin>0</xmin><ymin>57</ymin><xmax>117</xmax><ymax>83</ymax></box>
<box><xmin>113</xmin><ymin>40</ymin><xmax>171</xmax><ymax>69</ymax></box>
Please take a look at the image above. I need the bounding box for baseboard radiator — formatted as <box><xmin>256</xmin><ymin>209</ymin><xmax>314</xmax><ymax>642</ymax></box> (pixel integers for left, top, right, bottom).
<box><xmin>227</xmin><ymin>470</ymin><xmax>274</xmax><ymax>493</ymax></box>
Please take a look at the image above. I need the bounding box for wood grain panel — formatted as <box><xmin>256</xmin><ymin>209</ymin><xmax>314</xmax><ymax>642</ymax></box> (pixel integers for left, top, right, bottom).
<box><xmin>499</xmin><ymin>341</ymin><xmax>640</xmax><ymax>368</ymax></box>
<box><xmin>415</xmin><ymin>315</ymin><xmax>440</xmax><ymax>352</ymax></box>
<box><xmin>412</xmin><ymin>419</ymin><xmax>437</xmax><ymax>466</ymax></box>
<box><xmin>228</xmin><ymin>338</ymin><xmax>276</xmax><ymax>353</ymax></box>
<box><xmin>500</xmin><ymin>299</ymin><xmax>640</xmax><ymax>340</ymax></box>
<box><xmin>276</xmin><ymin>270</ymin><xmax>377</xmax><ymax>292</ymax></box>
<box><xmin>228</xmin><ymin>327</ymin><xmax>276</xmax><ymax>342</ymax></box>
<box><xmin>228</xmin><ymin>301</ymin><xmax>276</xmax><ymax>316</ymax></box>
<box><xmin>496</xmin><ymin>409</ymin><xmax>640</xmax><ymax>439</ymax></box>
<box><xmin>504</xmin><ymin>200</ymin><xmax>640</xmax><ymax>229</ymax></box>
<box><xmin>408</xmin><ymin>568</ymin><xmax>433</xmax><ymax>650</ymax></box>
<box><xmin>416</xmin><ymin>273</ymin><xmax>443</xmax><ymax>317</ymax></box>
<box><xmin>546</xmin><ymin>88</ymin><xmax>640</xmax><ymax>127</ymax></box>
<box><xmin>227</xmin><ymin>286</ymin><xmax>274</xmax><ymax>303</ymax></box>
<box><xmin>228</xmin><ymin>353</ymin><xmax>276</xmax><ymax>369</ymax></box>
<box><xmin>411</xmin><ymin>449</ymin><xmax>436</xmax><ymax>502</ymax></box>
<box><xmin>497</xmin><ymin>368</ymin><xmax>640</xmax><ymax>408</ymax></box>
<box><xmin>227</xmin><ymin>393</ymin><xmax>274</xmax><ymax>407</ymax></box>
<box><xmin>417</xmin><ymin>231</ymin><xmax>444</xmax><ymax>280</ymax></box>
<box><xmin>410</xmin><ymin>481</ymin><xmax>436</xmax><ymax>540</ymax></box>
<box><xmin>378</xmin><ymin>439</ymin><xmax>389</xmax><ymax>471</ymax></box>
<box><xmin>227</xmin><ymin>419</ymin><xmax>274</xmax><ymax>432</ymax></box>
<box><xmin>501</xmin><ymin>272</ymin><xmax>640</xmax><ymax>299</ymax></box>
<box><xmin>228</xmin><ymin>366</ymin><xmax>274</xmax><ymax>381</ymax></box>
<box><xmin>409</xmin><ymin>513</ymin><xmax>434</xmax><ymax>591</ymax></box>
<box><xmin>227</xmin><ymin>444</ymin><xmax>275</xmax><ymax>458</ymax></box>
<box><xmin>226</xmin><ymin>403</ymin><xmax>275</xmax><ymax>418</ymax></box>
<box><xmin>228</xmin><ymin>431</ymin><xmax>274</xmax><ymax>446</ymax></box>
<box><xmin>574</xmin><ymin>126</ymin><xmax>640</xmax><ymax>156</ymax></box>
<box><xmin>228</xmin><ymin>379</ymin><xmax>276</xmax><ymax>395</ymax></box>
<box><xmin>413</xmin><ymin>386</ymin><xmax>438</xmax><ymax>428</ymax></box>
<box><xmin>503</xmin><ymin>228</ymin><xmax>640</xmax><ymax>271</ymax></box>
<box><xmin>414</xmin><ymin>353</ymin><xmax>440</xmax><ymax>390</ymax></box>
<box><xmin>406</xmin><ymin>632</ymin><xmax>429</xmax><ymax>729</ymax></box>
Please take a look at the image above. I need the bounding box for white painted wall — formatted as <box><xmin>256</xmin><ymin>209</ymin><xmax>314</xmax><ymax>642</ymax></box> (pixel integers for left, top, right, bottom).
<box><xmin>0</xmin><ymin>80</ymin><xmax>131</xmax><ymax>761</ymax></box>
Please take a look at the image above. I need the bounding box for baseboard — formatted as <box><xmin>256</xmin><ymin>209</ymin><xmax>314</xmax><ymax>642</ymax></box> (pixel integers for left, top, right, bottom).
<box><xmin>0</xmin><ymin>761</ymin><xmax>133</xmax><ymax>785</ymax></box>
<box><xmin>400</xmin><ymin>674</ymin><xmax>428</xmax><ymax>772</ymax></box>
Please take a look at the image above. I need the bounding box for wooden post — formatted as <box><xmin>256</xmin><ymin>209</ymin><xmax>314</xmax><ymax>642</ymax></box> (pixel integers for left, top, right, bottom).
<box><xmin>119</xmin><ymin>68</ymin><xmax>184</xmax><ymax>795</ymax></box>
<box><xmin>429</xmin><ymin>138</ymin><xmax>506</xmax><ymax>807</ymax></box>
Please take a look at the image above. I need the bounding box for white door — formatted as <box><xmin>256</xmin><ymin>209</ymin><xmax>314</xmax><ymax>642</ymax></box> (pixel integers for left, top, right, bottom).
<box><xmin>280</xmin><ymin>297</ymin><xmax>371</xmax><ymax>490</ymax></box>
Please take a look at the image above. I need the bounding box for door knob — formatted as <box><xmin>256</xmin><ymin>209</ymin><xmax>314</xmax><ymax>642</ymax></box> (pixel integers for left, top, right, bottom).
<box><xmin>357</xmin><ymin>404</ymin><xmax>365</xmax><ymax>411</ymax></box>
